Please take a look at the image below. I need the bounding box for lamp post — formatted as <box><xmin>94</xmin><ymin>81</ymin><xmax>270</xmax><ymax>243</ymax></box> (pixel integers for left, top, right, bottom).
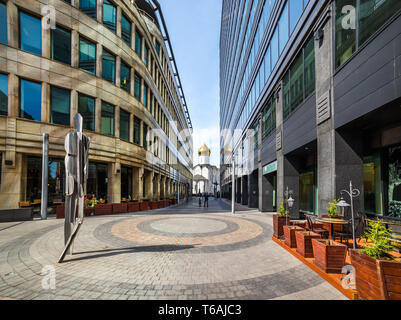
<box><xmin>285</xmin><ymin>186</ymin><xmax>294</xmax><ymax>225</ymax></box>
<box><xmin>336</xmin><ymin>181</ymin><xmax>360</xmax><ymax>249</ymax></box>
<box><xmin>231</xmin><ymin>158</ymin><xmax>235</xmax><ymax>214</ymax></box>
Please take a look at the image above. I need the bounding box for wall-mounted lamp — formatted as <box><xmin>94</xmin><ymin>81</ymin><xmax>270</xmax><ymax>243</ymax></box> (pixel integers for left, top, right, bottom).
<box><xmin>314</xmin><ymin>29</ymin><xmax>324</xmax><ymax>41</ymax></box>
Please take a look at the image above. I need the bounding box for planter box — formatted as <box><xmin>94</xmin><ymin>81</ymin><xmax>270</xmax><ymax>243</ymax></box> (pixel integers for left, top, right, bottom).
<box><xmin>149</xmin><ymin>201</ymin><xmax>159</xmax><ymax>210</ymax></box>
<box><xmin>139</xmin><ymin>202</ymin><xmax>149</xmax><ymax>211</ymax></box>
<box><xmin>284</xmin><ymin>225</ymin><xmax>304</xmax><ymax>248</ymax></box>
<box><xmin>273</xmin><ymin>214</ymin><xmax>290</xmax><ymax>239</ymax></box>
<box><xmin>94</xmin><ymin>204</ymin><xmax>113</xmax><ymax>216</ymax></box>
<box><xmin>312</xmin><ymin>239</ymin><xmax>348</xmax><ymax>273</ymax></box>
<box><xmin>56</xmin><ymin>206</ymin><xmax>93</xmax><ymax>219</ymax></box>
<box><xmin>128</xmin><ymin>202</ymin><xmax>140</xmax><ymax>212</ymax></box>
<box><xmin>350</xmin><ymin>249</ymin><xmax>401</xmax><ymax>300</ymax></box>
<box><xmin>84</xmin><ymin>208</ymin><xmax>94</xmax><ymax>217</ymax></box>
<box><xmin>0</xmin><ymin>208</ymin><xmax>33</xmax><ymax>222</ymax></box>
<box><xmin>112</xmin><ymin>203</ymin><xmax>128</xmax><ymax>214</ymax></box>
<box><xmin>291</xmin><ymin>221</ymin><xmax>306</xmax><ymax>229</ymax></box>
<box><xmin>295</xmin><ymin>231</ymin><xmax>321</xmax><ymax>258</ymax></box>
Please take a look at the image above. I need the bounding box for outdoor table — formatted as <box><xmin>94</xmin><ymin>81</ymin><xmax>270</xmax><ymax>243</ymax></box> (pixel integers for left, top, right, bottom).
<box><xmin>315</xmin><ymin>217</ymin><xmax>350</xmax><ymax>240</ymax></box>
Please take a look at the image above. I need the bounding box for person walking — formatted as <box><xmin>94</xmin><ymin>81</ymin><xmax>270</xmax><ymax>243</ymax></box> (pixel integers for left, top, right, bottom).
<box><xmin>204</xmin><ymin>193</ymin><xmax>209</xmax><ymax>208</ymax></box>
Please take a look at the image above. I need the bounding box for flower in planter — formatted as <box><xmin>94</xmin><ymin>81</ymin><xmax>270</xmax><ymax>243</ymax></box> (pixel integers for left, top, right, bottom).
<box><xmin>327</xmin><ymin>198</ymin><xmax>340</xmax><ymax>217</ymax></box>
<box><xmin>278</xmin><ymin>200</ymin><xmax>289</xmax><ymax>217</ymax></box>
<box><xmin>361</xmin><ymin>218</ymin><xmax>394</xmax><ymax>260</ymax></box>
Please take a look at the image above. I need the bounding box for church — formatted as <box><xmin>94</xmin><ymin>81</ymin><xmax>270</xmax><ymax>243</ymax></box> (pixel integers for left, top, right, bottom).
<box><xmin>192</xmin><ymin>144</ymin><xmax>220</xmax><ymax>196</ymax></box>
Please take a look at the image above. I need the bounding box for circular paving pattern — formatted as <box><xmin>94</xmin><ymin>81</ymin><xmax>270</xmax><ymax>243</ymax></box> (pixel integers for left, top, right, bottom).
<box><xmin>0</xmin><ymin>200</ymin><xmax>347</xmax><ymax>300</ymax></box>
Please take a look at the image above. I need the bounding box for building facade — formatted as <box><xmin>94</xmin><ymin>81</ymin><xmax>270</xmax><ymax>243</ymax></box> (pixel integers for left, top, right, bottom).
<box><xmin>192</xmin><ymin>144</ymin><xmax>220</xmax><ymax>196</ymax></box>
<box><xmin>0</xmin><ymin>0</ymin><xmax>193</xmax><ymax>209</ymax></box>
<box><xmin>220</xmin><ymin>0</ymin><xmax>401</xmax><ymax>219</ymax></box>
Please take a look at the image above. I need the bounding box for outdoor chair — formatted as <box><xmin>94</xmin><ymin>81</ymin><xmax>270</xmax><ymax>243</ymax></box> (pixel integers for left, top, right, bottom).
<box><xmin>334</xmin><ymin>217</ymin><xmax>361</xmax><ymax>245</ymax></box>
<box><xmin>306</xmin><ymin>215</ymin><xmax>329</xmax><ymax>239</ymax></box>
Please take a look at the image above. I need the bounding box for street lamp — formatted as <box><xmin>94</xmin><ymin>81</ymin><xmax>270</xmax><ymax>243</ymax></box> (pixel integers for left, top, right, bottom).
<box><xmin>337</xmin><ymin>181</ymin><xmax>360</xmax><ymax>249</ymax></box>
<box><xmin>284</xmin><ymin>186</ymin><xmax>294</xmax><ymax>226</ymax></box>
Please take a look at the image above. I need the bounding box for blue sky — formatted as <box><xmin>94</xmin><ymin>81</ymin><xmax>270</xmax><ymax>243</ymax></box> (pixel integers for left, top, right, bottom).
<box><xmin>160</xmin><ymin>0</ymin><xmax>222</xmax><ymax>167</ymax></box>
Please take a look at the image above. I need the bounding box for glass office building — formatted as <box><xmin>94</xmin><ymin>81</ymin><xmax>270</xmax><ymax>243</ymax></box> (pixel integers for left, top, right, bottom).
<box><xmin>220</xmin><ymin>0</ymin><xmax>401</xmax><ymax>219</ymax></box>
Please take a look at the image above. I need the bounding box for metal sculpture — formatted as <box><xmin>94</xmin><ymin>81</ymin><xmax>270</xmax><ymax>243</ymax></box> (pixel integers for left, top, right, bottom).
<box><xmin>58</xmin><ymin>114</ymin><xmax>90</xmax><ymax>263</ymax></box>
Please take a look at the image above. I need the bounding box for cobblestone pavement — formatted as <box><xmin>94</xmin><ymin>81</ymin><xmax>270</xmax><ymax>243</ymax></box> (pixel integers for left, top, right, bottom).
<box><xmin>0</xmin><ymin>199</ymin><xmax>347</xmax><ymax>300</ymax></box>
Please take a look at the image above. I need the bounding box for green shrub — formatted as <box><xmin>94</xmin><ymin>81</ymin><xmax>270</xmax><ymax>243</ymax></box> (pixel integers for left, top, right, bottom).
<box><xmin>328</xmin><ymin>198</ymin><xmax>340</xmax><ymax>217</ymax></box>
<box><xmin>361</xmin><ymin>218</ymin><xmax>393</xmax><ymax>260</ymax></box>
<box><xmin>278</xmin><ymin>200</ymin><xmax>289</xmax><ymax>217</ymax></box>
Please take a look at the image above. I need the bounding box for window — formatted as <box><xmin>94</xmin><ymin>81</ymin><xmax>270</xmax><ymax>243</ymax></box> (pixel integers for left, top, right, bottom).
<box><xmin>121</xmin><ymin>166</ymin><xmax>132</xmax><ymax>199</ymax></box>
<box><xmin>143</xmin><ymin>83</ymin><xmax>148</xmax><ymax>107</ymax></box>
<box><xmin>271</xmin><ymin>28</ymin><xmax>279</xmax><ymax>68</ymax></box>
<box><xmin>78</xmin><ymin>93</ymin><xmax>95</xmax><ymax>131</ymax></box>
<box><xmin>155</xmin><ymin>41</ymin><xmax>160</xmax><ymax>56</ymax></box>
<box><xmin>133</xmin><ymin>116</ymin><xmax>140</xmax><ymax>145</ymax></box>
<box><xmin>144</xmin><ymin>45</ymin><xmax>149</xmax><ymax>66</ymax></box>
<box><xmin>50</xmin><ymin>86</ymin><xmax>70</xmax><ymax>126</ymax></box>
<box><xmin>304</xmin><ymin>37</ymin><xmax>315</xmax><ymax>98</ymax></box>
<box><xmin>120</xmin><ymin>61</ymin><xmax>131</xmax><ymax>93</ymax></box>
<box><xmin>119</xmin><ymin>108</ymin><xmax>130</xmax><ymax>141</ymax></box>
<box><xmin>79</xmin><ymin>37</ymin><xmax>96</xmax><ymax>75</ymax></box>
<box><xmin>134</xmin><ymin>73</ymin><xmax>141</xmax><ymax>100</ymax></box>
<box><xmin>103</xmin><ymin>0</ymin><xmax>116</xmax><ymax>33</ymax></box>
<box><xmin>264</xmin><ymin>46</ymin><xmax>271</xmax><ymax>84</ymax></box>
<box><xmin>262</xmin><ymin>98</ymin><xmax>276</xmax><ymax>139</ymax></box>
<box><xmin>51</xmin><ymin>26</ymin><xmax>71</xmax><ymax>65</ymax></box>
<box><xmin>364</xmin><ymin>153</ymin><xmax>383</xmax><ymax>215</ymax></box>
<box><xmin>20</xmin><ymin>79</ymin><xmax>41</xmax><ymax>121</ymax></box>
<box><xmin>135</xmin><ymin>31</ymin><xmax>142</xmax><ymax>57</ymax></box>
<box><xmin>358</xmin><ymin>0</ymin><xmax>401</xmax><ymax>46</ymax></box>
<box><xmin>121</xmin><ymin>14</ymin><xmax>131</xmax><ymax>46</ymax></box>
<box><xmin>19</xmin><ymin>12</ymin><xmax>41</xmax><ymax>56</ymax></box>
<box><xmin>80</xmin><ymin>0</ymin><xmax>97</xmax><ymax>20</ymax></box>
<box><xmin>101</xmin><ymin>101</ymin><xmax>114</xmax><ymax>136</ymax></box>
<box><xmin>278</xmin><ymin>2</ymin><xmax>289</xmax><ymax>54</ymax></box>
<box><xmin>335</xmin><ymin>0</ymin><xmax>356</xmax><ymax>68</ymax></box>
<box><xmin>102</xmin><ymin>50</ymin><xmax>116</xmax><ymax>83</ymax></box>
<box><xmin>0</xmin><ymin>74</ymin><xmax>7</xmax><ymax>116</ymax></box>
<box><xmin>289</xmin><ymin>0</ymin><xmax>303</xmax><ymax>34</ymax></box>
<box><xmin>0</xmin><ymin>2</ymin><xmax>7</xmax><ymax>44</ymax></box>
<box><xmin>290</xmin><ymin>53</ymin><xmax>304</xmax><ymax>112</ymax></box>
<box><xmin>143</xmin><ymin>123</ymin><xmax>148</xmax><ymax>150</ymax></box>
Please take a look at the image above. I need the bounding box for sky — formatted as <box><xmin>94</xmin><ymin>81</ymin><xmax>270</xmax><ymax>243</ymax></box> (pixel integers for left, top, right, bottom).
<box><xmin>160</xmin><ymin>0</ymin><xmax>222</xmax><ymax>167</ymax></box>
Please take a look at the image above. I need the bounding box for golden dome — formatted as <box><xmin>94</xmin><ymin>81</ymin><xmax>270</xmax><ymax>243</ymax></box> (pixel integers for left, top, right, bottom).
<box><xmin>198</xmin><ymin>144</ymin><xmax>211</xmax><ymax>156</ymax></box>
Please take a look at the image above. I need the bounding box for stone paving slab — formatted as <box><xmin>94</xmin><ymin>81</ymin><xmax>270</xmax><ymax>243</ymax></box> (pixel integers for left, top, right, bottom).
<box><xmin>0</xmin><ymin>199</ymin><xmax>347</xmax><ymax>300</ymax></box>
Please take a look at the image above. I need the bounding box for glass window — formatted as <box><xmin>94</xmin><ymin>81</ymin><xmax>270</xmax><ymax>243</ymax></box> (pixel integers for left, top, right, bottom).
<box><xmin>304</xmin><ymin>37</ymin><xmax>315</xmax><ymax>98</ymax></box>
<box><xmin>271</xmin><ymin>28</ymin><xmax>279</xmax><ymax>68</ymax></box>
<box><xmin>289</xmin><ymin>0</ymin><xmax>303</xmax><ymax>34</ymax></box>
<box><xmin>102</xmin><ymin>50</ymin><xmax>116</xmax><ymax>83</ymax></box>
<box><xmin>101</xmin><ymin>101</ymin><xmax>114</xmax><ymax>136</ymax></box>
<box><xmin>51</xmin><ymin>26</ymin><xmax>71</xmax><ymax>65</ymax></box>
<box><xmin>87</xmin><ymin>162</ymin><xmax>108</xmax><ymax>201</ymax></box>
<box><xmin>262</xmin><ymin>98</ymin><xmax>276</xmax><ymax>139</ymax></box>
<box><xmin>79</xmin><ymin>37</ymin><xmax>96</xmax><ymax>75</ymax></box>
<box><xmin>264</xmin><ymin>46</ymin><xmax>271</xmax><ymax>84</ymax></box>
<box><xmin>364</xmin><ymin>153</ymin><xmax>383</xmax><ymax>215</ymax></box>
<box><xmin>283</xmin><ymin>72</ymin><xmax>291</xmax><ymax>119</ymax></box>
<box><xmin>103</xmin><ymin>0</ymin><xmax>116</xmax><ymax>33</ymax></box>
<box><xmin>358</xmin><ymin>0</ymin><xmax>401</xmax><ymax>46</ymax></box>
<box><xmin>143</xmin><ymin>123</ymin><xmax>148</xmax><ymax>150</ymax></box>
<box><xmin>135</xmin><ymin>31</ymin><xmax>142</xmax><ymax>57</ymax></box>
<box><xmin>278</xmin><ymin>2</ymin><xmax>289</xmax><ymax>54</ymax></box>
<box><xmin>19</xmin><ymin>12</ymin><xmax>41</xmax><ymax>56</ymax></box>
<box><xmin>119</xmin><ymin>108</ymin><xmax>130</xmax><ymax>141</ymax></box>
<box><xmin>20</xmin><ymin>79</ymin><xmax>41</xmax><ymax>121</ymax></box>
<box><xmin>120</xmin><ymin>61</ymin><xmax>131</xmax><ymax>93</ymax></box>
<box><xmin>290</xmin><ymin>53</ymin><xmax>304</xmax><ymax>112</ymax></box>
<box><xmin>388</xmin><ymin>145</ymin><xmax>401</xmax><ymax>218</ymax></box>
<box><xmin>78</xmin><ymin>93</ymin><xmax>95</xmax><ymax>131</ymax></box>
<box><xmin>143</xmin><ymin>83</ymin><xmax>148</xmax><ymax>107</ymax></box>
<box><xmin>134</xmin><ymin>73</ymin><xmax>141</xmax><ymax>100</ymax></box>
<box><xmin>48</xmin><ymin>158</ymin><xmax>66</xmax><ymax>202</ymax></box>
<box><xmin>121</xmin><ymin>14</ymin><xmax>131</xmax><ymax>46</ymax></box>
<box><xmin>155</xmin><ymin>41</ymin><xmax>160</xmax><ymax>56</ymax></box>
<box><xmin>50</xmin><ymin>86</ymin><xmax>70</xmax><ymax>126</ymax></box>
<box><xmin>80</xmin><ymin>0</ymin><xmax>97</xmax><ymax>19</ymax></box>
<box><xmin>335</xmin><ymin>0</ymin><xmax>356</xmax><ymax>68</ymax></box>
<box><xmin>144</xmin><ymin>45</ymin><xmax>149</xmax><ymax>66</ymax></box>
<box><xmin>121</xmin><ymin>166</ymin><xmax>132</xmax><ymax>199</ymax></box>
<box><xmin>26</xmin><ymin>156</ymin><xmax>42</xmax><ymax>201</ymax></box>
<box><xmin>133</xmin><ymin>116</ymin><xmax>140</xmax><ymax>145</ymax></box>
<box><xmin>299</xmin><ymin>168</ymin><xmax>316</xmax><ymax>214</ymax></box>
<box><xmin>0</xmin><ymin>74</ymin><xmax>7</xmax><ymax>116</ymax></box>
<box><xmin>0</xmin><ymin>2</ymin><xmax>7</xmax><ymax>44</ymax></box>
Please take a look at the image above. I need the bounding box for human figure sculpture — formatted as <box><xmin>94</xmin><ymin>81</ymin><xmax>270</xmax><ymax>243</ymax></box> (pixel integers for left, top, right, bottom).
<box><xmin>58</xmin><ymin>114</ymin><xmax>90</xmax><ymax>263</ymax></box>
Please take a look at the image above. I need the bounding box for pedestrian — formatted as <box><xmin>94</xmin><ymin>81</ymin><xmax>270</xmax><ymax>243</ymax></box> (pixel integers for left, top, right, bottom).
<box><xmin>204</xmin><ymin>193</ymin><xmax>209</xmax><ymax>208</ymax></box>
<box><xmin>199</xmin><ymin>197</ymin><xmax>202</xmax><ymax>207</ymax></box>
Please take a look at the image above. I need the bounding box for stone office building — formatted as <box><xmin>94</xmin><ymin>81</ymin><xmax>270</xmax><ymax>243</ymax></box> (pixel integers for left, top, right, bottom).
<box><xmin>220</xmin><ymin>0</ymin><xmax>401</xmax><ymax>219</ymax></box>
<box><xmin>0</xmin><ymin>0</ymin><xmax>193</xmax><ymax>209</ymax></box>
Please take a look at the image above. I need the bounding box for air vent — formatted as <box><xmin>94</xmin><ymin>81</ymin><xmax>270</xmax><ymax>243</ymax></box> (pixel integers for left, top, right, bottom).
<box><xmin>317</xmin><ymin>90</ymin><xmax>331</xmax><ymax>125</ymax></box>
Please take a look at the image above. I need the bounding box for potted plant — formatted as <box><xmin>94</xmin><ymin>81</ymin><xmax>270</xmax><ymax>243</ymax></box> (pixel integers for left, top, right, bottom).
<box><xmin>273</xmin><ymin>200</ymin><xmax>290</xmax><ymax>239</ymax></box>
<box><xmin>295</xmin><ymin>230</ymin><xmax>321</xmax><ymax>258</ymax></box>
<box><xmin>350</xmin><ymin>218</ymin><xmax>401</xmax><ymax>300</ymax></box>
<box><xmin>283</xmin><ymin>225</ymin><xmax>304</xmax><ymax>248</ymax></box>
<box><xmin>312</xmin><ymin>239</ymin><xmax>348</xmax><ymax>273</ymax></box>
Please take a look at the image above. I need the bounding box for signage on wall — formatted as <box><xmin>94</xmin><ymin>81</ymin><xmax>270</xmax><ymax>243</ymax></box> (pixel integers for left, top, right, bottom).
<box><xmin>263</xmin><ymin>161</ymin><xmax>277</xmax><ymax>175</ymax></box>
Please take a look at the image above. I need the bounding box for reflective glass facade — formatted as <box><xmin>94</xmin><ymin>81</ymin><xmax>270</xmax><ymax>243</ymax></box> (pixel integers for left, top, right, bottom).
<box><xmin>19</xmin><ymin>12</ymin><xmax>41</xmax><ymax>56</ymax></box>
<box><xmin>79</xmin><ymin>37</ymin><xmax>96</xmax><ymax>75</ymax></box>
<box><xmin>78</xmin><ymin>93</ymin><xmax>95</xmax><ymax>131</ymax></box>
<box><xmin>50</xmin><ymin>86</ymin><xmax>70</xmax><ymax>126</ymax></box>
<box><xmin>0</xmin><ymin>73</ymin><xmax>7</xmax><ymax>116</ymax></box>
<box><xmin>0</xmin><ymin>2</ymin><xmax>7</xmax><ymax>45</ymax></box>
<box><xmin>101</xmin><ymin>101</ymin><xmax>114</xmax><ymax>136</ymax></box>
<box><xmin>51</xmin><ymin>26</ymin><xmax>71</xmax><ymax>65</ymax></box>
<box><xmin>20</xmin><ymin>79</ymin><xmax>41</xmax><ymax>121</ymax></box>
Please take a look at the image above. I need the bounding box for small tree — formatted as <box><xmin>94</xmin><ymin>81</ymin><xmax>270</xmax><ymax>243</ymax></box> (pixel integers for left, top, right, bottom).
<box><xmin>328</xmin><ymin>198</ymin><xmax>340</xmax><ymax>217</ymax></box>
<box><xmin>278</xmin><ymin>200</ymin><xmax>289</xmax><ymax>217</ymax></box>
<box><xmin>361</xmin><ymin>218</ymin><xmax>393</xmax><ymax>260</ymax></box>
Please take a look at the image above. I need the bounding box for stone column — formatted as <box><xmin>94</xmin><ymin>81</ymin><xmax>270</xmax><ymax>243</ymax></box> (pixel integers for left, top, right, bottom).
<box><xmin>6</xmin><ymin>1</ymin><xmax>18</xmax><ymax>48</ymax></box>
<box><xmin>96</xmin><ymin>43</ymin><xmax>103</xmax><ymax>79</ymax></box>
<box><xmin>129</xmin><ymin>113</ymin><xmax>134</xmax><ymax>143</ymax></box>
<box><xmin>71</xmin><ymin>30</ymin><xmax>80</xmax><ymax>68</ymax></box>
<box><xmin>116</xmin><ymin>5</ymin><xmax>122</xmax><ymax>38</ymax></box>
<box><xmin>108</xmin><ymin>162</ymin><xmax>121</xmax><ymax>204</ymax></box>
<box><xmin>97</xmin><ymin>0</ymin><xmax>103</xmax><ymax>24</ymax></box>
<box><xmin>95</xmin><ymin>98</ymin><xmax>102</xmax><ymax>133</ymax></box>
<box><xmin>133</xmin><ymin>167</ymin><xmax>142</xmax><ymax>201</ymax></box>
<box><xmin>71</xmin><ymin>90</ymin><xmax>78</xmax><ymax>125</ymax></box>
<box><xmin>115</xmin><ymin>56</ymin><xmax>121</xmax><ymax>88</ymax></box>
<box><xmin>41</xmin><ymin>15</ymin><xmax>51</xmax><ymax>59</ymax></box>
<box><xmin>115</xmin><ymin>106</ymin><xmax>120</xmax><ymax>138</ymax></box>
<box><xmin>8</xmin><ymin>74</ymin><xmax>19</xmax><ymax>117</ymax></box>
<box><xmin>41</xmin><ymin>83</ymin><xmax>50</xmax><ymax>123</ymax></box>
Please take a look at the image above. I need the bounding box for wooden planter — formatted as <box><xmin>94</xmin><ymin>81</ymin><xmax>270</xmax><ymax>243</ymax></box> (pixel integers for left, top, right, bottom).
<box><xmin>273</xmin><ymin>214</ymin><xmax>290</xmax><ymax>239</ymax></box>
<box><xmin>149</xmin><ymin>201</ymin><xmax>159</xmax><ymax>210</ymax></box>
<box><xmin>312</xmin><ymin>239</ymin><xmax>348</xmax><ymax>273</ymax></box>
<box><xmin>290</xmin><ymin>221</ymin><xmax>306</xmax><ymax>229</ymax></box>
<box><xmin>94</xmin><ymin>204</ymin><xmax>113</xmax><ymax>216</ymax></box>
<box><xmin>112</xmin><ymin>203</ymin><xmax>128</xmax><ymax>214</ymax></box>
<box><xmin>295</xmin><ymin>231</ymin><xmax>321</xmax><ymax>258</ymax></box>
<box><xmin>350</xmin><ymin>249</ymin><xmax>401</xmax><ymax>300</ymax></box>
<box><xmin>139</xmin><ymin>201</ymin><xmax>149</xmax><ymax>211</ymax></box>
<box><xmin>128</xmin><ymin>202</ymin><xmax>140</xmax><ymax>212</ymax></box>
<box><xmin>56</xmin><ymin>206</ymin><xmax>93</xmax><ymax>219</ymax></box>
<box><xmin>283</xmin><ymin>225</ymin><xmax>304</xmax><ymax>248</ymax></box>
